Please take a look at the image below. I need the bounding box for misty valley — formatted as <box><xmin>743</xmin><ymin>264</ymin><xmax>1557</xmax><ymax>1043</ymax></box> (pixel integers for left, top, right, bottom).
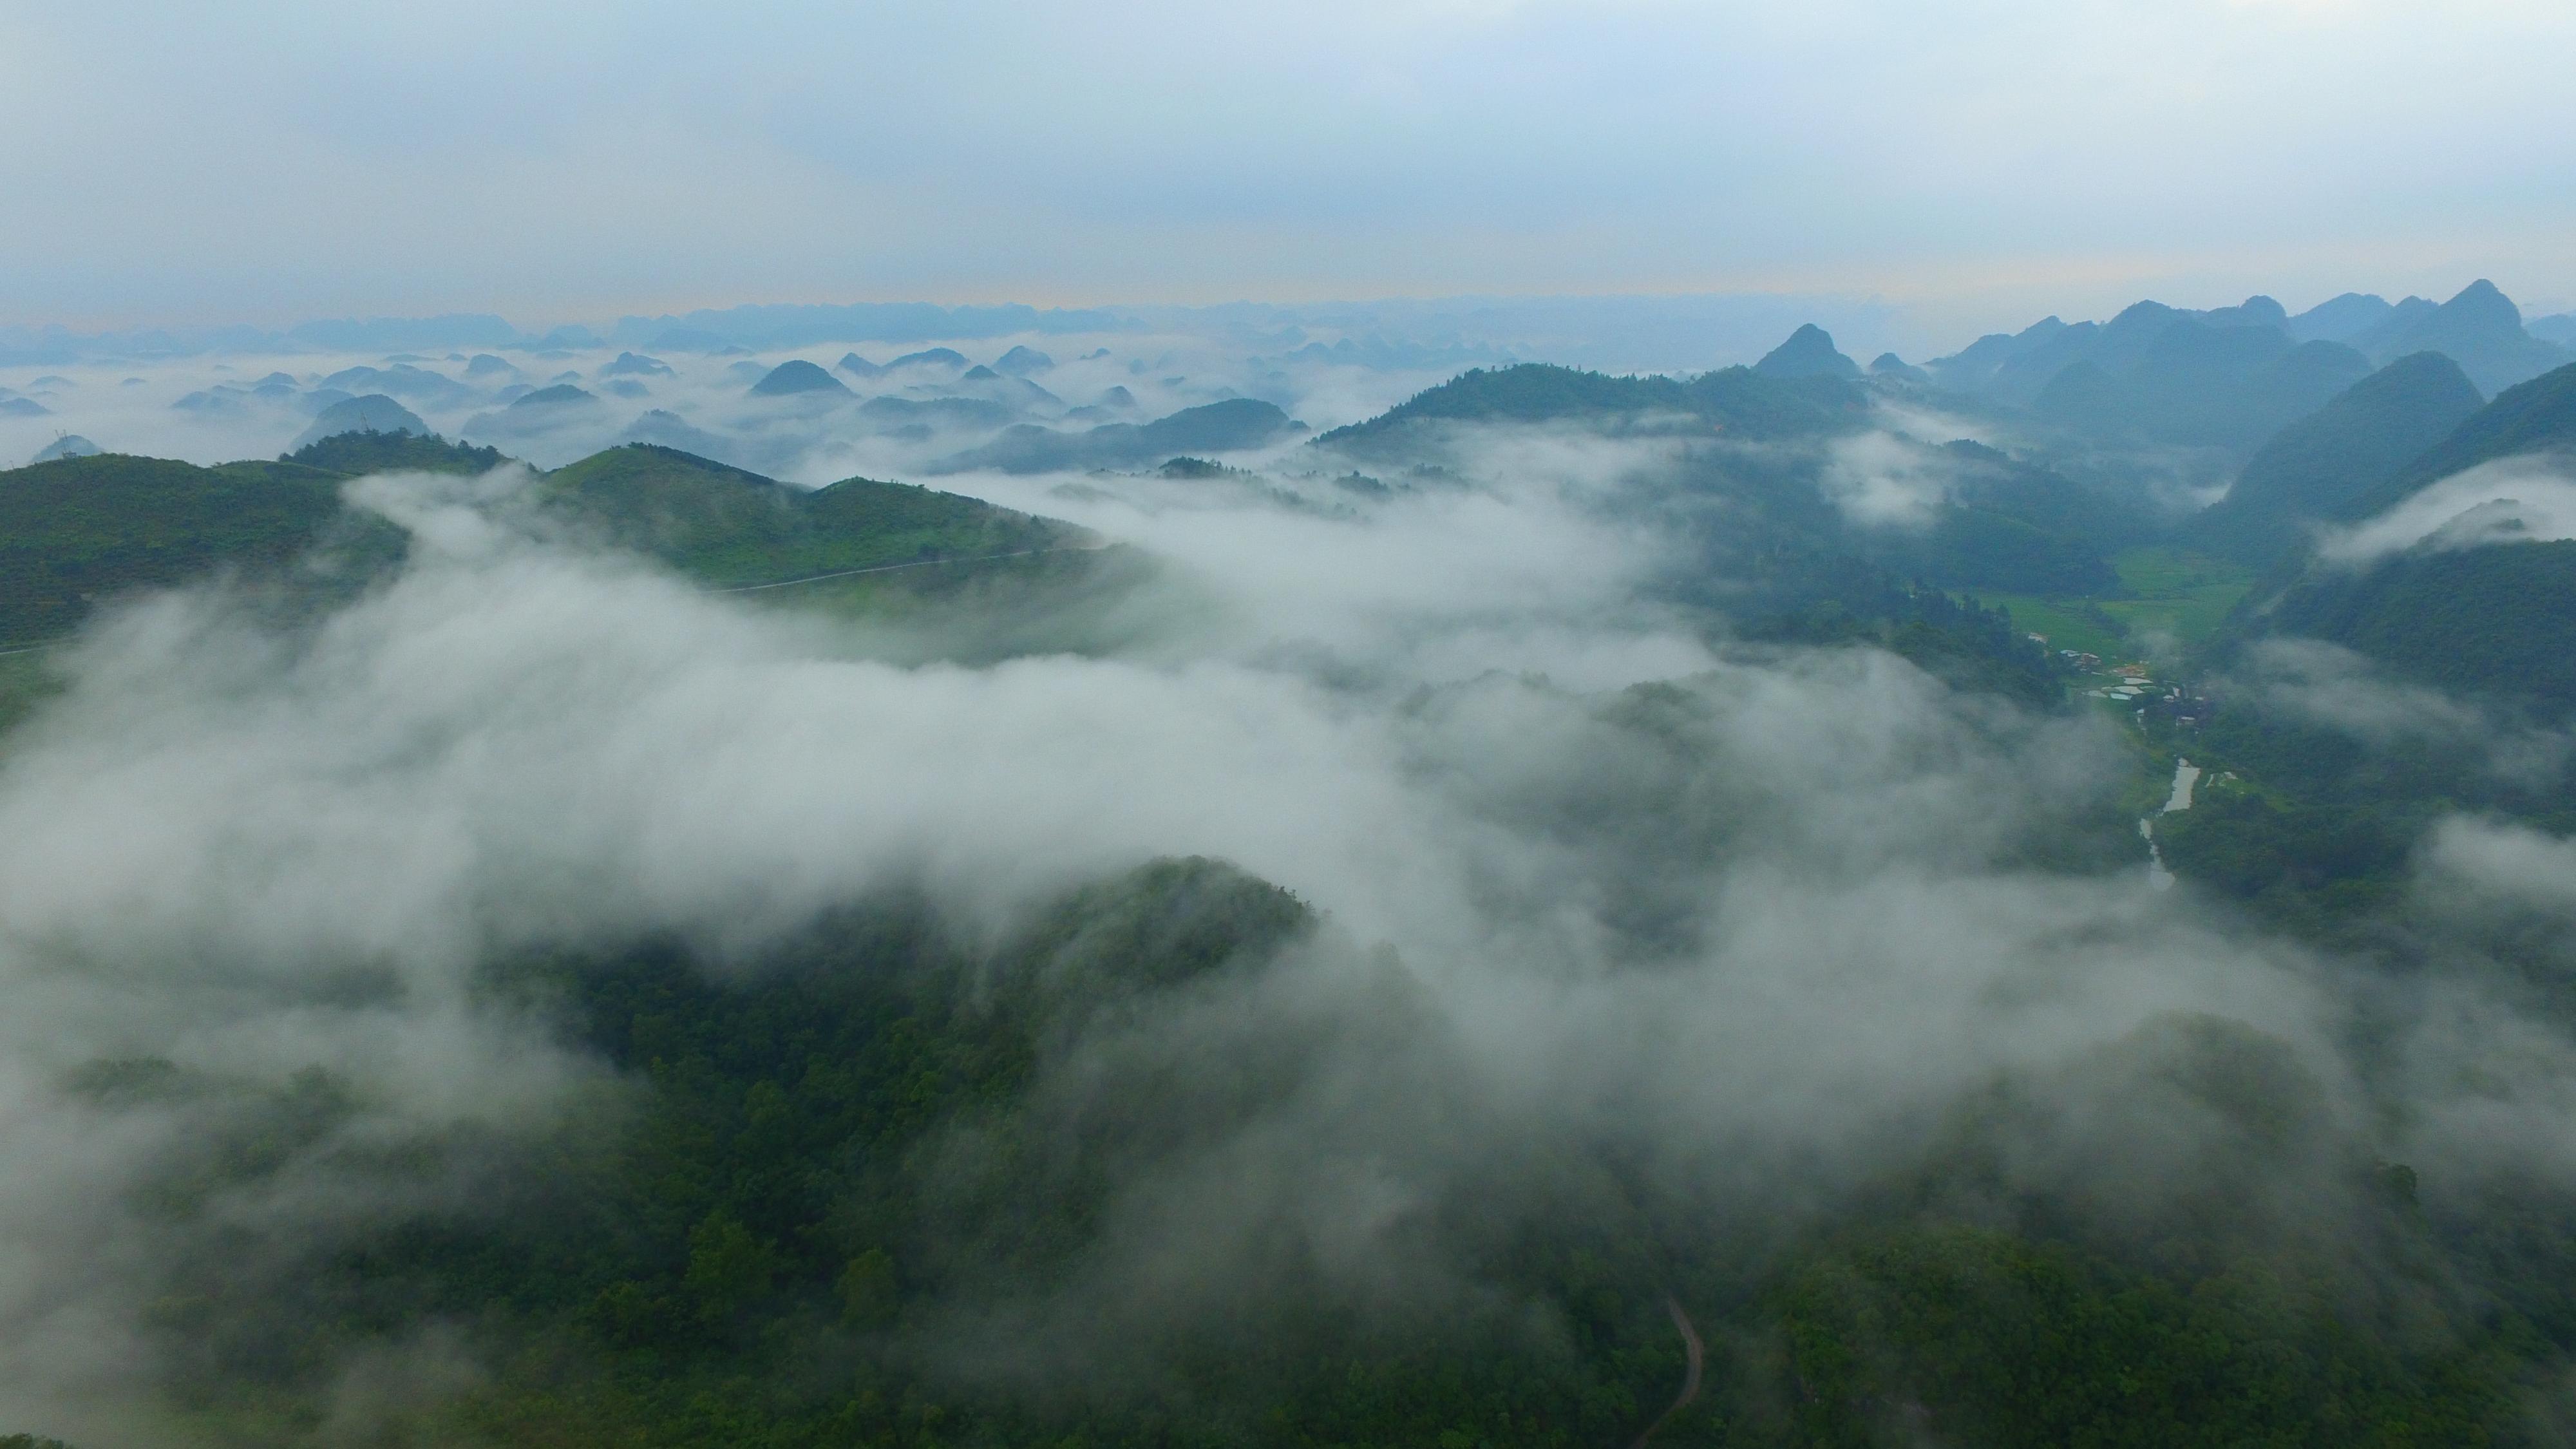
<box><xmin>6</xmin><ymin>283</ymin><xmax>2576</xmax><ymax>1449</ymax></box>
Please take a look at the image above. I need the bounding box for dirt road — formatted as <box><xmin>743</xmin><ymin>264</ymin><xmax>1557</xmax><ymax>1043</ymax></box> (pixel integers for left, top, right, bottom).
<box><xmin>1627</xmin><ymin>1295</ymin><xmax>1703</xmax><ymax>1448</ymax></box>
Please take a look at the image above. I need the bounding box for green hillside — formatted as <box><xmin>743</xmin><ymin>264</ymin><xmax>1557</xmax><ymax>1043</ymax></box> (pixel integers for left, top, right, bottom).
<box><xmin>2268</xmin><ymin>540</ymin><xmax>2576</xmax><ymax>710</ymax></box>
<box><xmin>2186</xmin><ymin>352</ymin><xmax>2485</xmax><ymax>568</ymax></box>
<box><xmin>34</xmin><ymin>856</ymin><xmax>2552</xmax><ymax>1448</ymax></box>
<box><xmin>0</xmin><ymin>453</ymin><xmax>395</xmax><ymax>644</ymax></box>
<box><xmin>1292</xmin><ymin>366</ymin><xmax>2092</xmax><ymax>698</ymax></box>
<box><xmin>21</xmin><ymin>362</ymin><xmax>2576</xmax><ymax>1449</ymax></box>
<box><xmin>0</xmin><ymin>443</ymin><xmax>1085</xmax><ymax>646</ymax></box>
<box><xmin>1870</xmin><ymin>441</ymin><xmax>2160</xmax><ymax>598</ymax></box>
<box><xmin>2229</xmin><ymin>360</ymin><xmax>2576</xmax><ymax>710</ymax></box>
<box><xmin>538</xmin><ymin>444</ymin><xmax>1081</xmax><ymax>586</ymax></box>
<box><xmin>284</xmin><ymin>428</ymin><xmax>511</xmax><ymax>476</ymax></box>
<box><xmin>2034</xmin><ymin>325</ymin><xmax>2372</xmax><ymax>451</ymax></box>
<box><xmin>1314</xmin><ymin>362</ymin><xmax>1866</xmax><ymax>453</ymax></box>
<box><xmin>2336</xmin><ymin>360</ymin><xmax>2576</xmax><ymax>522</ymax></box>
<box><xmin>2107</xmin><ymin>362</ymin><xmax>2576</xmax><ymax>930</ymax></box>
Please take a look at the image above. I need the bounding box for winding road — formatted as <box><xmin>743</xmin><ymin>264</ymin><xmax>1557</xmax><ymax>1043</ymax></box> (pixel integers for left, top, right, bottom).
<box><xmin>1627</xmin><ymin>1296</ymin><xmax>1703</xmax><ymax>1448</ymax></box>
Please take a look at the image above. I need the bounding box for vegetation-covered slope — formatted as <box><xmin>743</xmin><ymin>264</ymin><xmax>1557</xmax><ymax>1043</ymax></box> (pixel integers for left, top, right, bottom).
<box><xmin>0</xmin><ymin>442</ymin><xmax>1085</xmax><ymax>643</ymax></box>
<box><xmin>2032</xmin><ymin>324</ymin><xmax>2372</xmax><ymax>451</ymax></box>
<box><xmin>2336</xmin><ymin>361</ymin><xmax>2576</xmax><ymax>522</ymax></box>
<box><xmin>1313</xmin><ymin>363</ymin><xmax>1867</xmax><ymax>454</ymax></box>
<box><xmin>35</xmin><ymin>855</ymin><xmax>2558</xmax><ymax>1448</ymax></box>
<box><xmin>2233</xmin><ymin>361</ymin><xmax>2576</xmax><ymax>710</ymax></box>
<box><xmin>2266</xmin><ymin>541</ymin><xmax>2576</xmax><ymax>712</ymax></box>
<box><xmin>0</xmin><ymin>453</ymin><xmax>393</xmax><ymax>643</ymax></box>
<box><xmin>21</xmin><ymin>338</ymin><xmax>2576</xmax><ymax>1449</ymax></box>
<box><xmin>1871</xmin><ymin>440</ymin><xmax>2159</xmax><ymax>597</ymax></box>
<box><xmin>538</xmin><ymin>444</ymin><xmax>1076</xmax><ymax>585</ymax></box>
<box><xmin>927</xmin><ymin>399</ymin><xmax>1305</xmax><ymax>475</ymax></box>
<box><xmin>2186</xmin><ymin>352</ymin><xmax>2485</xmax><ymax>568</ymax></box>
<box><xmin>284</xmin><ymin>428</ymin><xmax>511</xmax><ymax>476</ymax></box>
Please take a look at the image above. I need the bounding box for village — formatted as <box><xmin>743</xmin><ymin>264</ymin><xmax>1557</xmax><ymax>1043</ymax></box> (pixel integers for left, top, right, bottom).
<box><xmin>2032</xmin><ymin>633</ymin><xmax>2217</xmax><ymax>732</ymax></box>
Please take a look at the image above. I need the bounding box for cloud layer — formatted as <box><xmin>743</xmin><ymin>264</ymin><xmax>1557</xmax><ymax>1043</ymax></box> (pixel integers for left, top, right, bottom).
<box><xmin>2320</xmin><ymin>453</ymin><xmax>2576</xmax><ymax>566</ymax></box>
<box><xmin>6</xmin><ymin>421</ymin><xmax>2576</xmax><ymax>1434</ymax></box>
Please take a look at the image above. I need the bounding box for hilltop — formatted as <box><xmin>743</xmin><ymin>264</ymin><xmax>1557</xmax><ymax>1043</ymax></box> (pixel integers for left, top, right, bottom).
<box><xmin>0</xmin><ymin>453</ymin><xmax>391</xmax><ymax>643</ymax></box>
<box><xmin>0</xmin><ymin>442</ymin><xmax>1085</xmax><ymax>643</ymax></box>
<box><xmin>538</xmin><ymin>444</ymin><xmax>1076</xmax><ymax>585</ymax></box>
<box><xmin>927</xmin><ymin>398</ymin><xmax>1305</xmax><ymax>474</ymax></box>
<box><xmin>1915</xmin><ymin>281</ymin><xmax>2572</xmax><ymax>454</ymax></box>
<box><xmin>1313</xmin><ymin>362</ymin><xmax>1867</xmax><ymax>455</ymax></box>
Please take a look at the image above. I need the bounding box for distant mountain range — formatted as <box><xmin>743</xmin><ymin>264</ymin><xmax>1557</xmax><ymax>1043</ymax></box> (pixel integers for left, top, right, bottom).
<box><xmin>2300</xmin><ymin>280</ymin><xmax>2568</xmax><ymax>395</ymax></box>
<box><xmin>5</xmin><ymin>289</ymin><xmax>2568</xmax><ymax>381</ymax></box>
<box><xmin>927</xmin><ymin>399</ymin><xmax>1307</xmax><ymax>474</ymax></box>
<box><xmin>1919</xmin><ymin>282</ymin><xmax>2573</xmax><ymax>451</ymax></box>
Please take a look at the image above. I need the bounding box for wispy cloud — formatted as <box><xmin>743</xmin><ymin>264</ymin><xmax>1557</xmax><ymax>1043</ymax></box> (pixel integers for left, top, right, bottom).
<box><xmin>2318</xmin><ymin>454</ymin><xmax>2576</xmax><ymax>567</ymax></box>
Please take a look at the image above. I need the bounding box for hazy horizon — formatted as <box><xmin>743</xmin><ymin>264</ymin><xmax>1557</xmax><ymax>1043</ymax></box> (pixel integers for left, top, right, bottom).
<box><xmin>5</xmin><ymin>277</ymin><xmax>2566</xmax><ymax>388</ymax></box>
<box><xmin>9</xmin><ymin>0</ymin><xmax>2573</xmax><ymax>341</ymax></box>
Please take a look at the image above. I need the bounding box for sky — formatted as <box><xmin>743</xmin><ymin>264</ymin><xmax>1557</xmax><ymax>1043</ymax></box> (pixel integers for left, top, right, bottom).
<box><xmin>5</xmin><ymin>0</ymin><xmax>2573</xmax><ymax>343</ymax></box>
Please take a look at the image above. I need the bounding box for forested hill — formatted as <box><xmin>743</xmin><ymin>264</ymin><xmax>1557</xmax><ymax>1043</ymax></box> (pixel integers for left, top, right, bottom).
<box><xmin>1313</xmin><ymin>362</ymin><xmax>1866</xmax><ymax>453</ymax></box>
<box><xmin>2184</xmin><ymin>352</ymin><xmax>2484</xmax><ymax>569</ymax></box>
<box><xmin>2238</xmin><ymin>361</ymin><xmax>2576</xmax><ymax>712</ymax></box>
<box><xmin>2335</xmin><ymin>359</ymin><xmax>2576</xmax><ymax>522</ymax></box>
<box><xmin>1298</xmin><ymin>359</ymin><xmax>2106</xmax><ymax>702</ymax></box>
<box><xmin>287</xmin><ymin>428</ymin><xmax>509</xmax><ymax>476</ymax></box>
<box><xmin>536</xmin><ymin>444</ymin><xmax>1078</xmax><ymax>587</ymax></box>
<box><xmin>2268</xmin><ymin>542</ymin><xmax>2576</xmax><ymax>710</ymax></box>
<box><xmin>0</xmin><ymin>453</ymin><xmax>386</xmax><ymax>645</ymax></box>
<box><xmin>0</xmin><ymin>440</ymin><xmax>1081</xmax><ymax>641</ymax></box>
<box><xmin>23</xmin><ymin>849</ymin><xmax>2557</xmax><ymax>1448</ymax></box>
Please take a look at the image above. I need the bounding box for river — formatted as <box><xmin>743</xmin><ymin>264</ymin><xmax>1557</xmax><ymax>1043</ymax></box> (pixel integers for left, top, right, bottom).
<box><xmin>2141</xmin><ymin>757</ymin><xmax>2201</xmax><ymax>891</ymax></box>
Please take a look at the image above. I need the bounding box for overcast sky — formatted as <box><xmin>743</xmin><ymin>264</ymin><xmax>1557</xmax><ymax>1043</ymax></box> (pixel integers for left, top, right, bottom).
<box><xmin>6</xmin><ymin>0</ymin><xmax>2571</xmax><ymax>341</ymax></box>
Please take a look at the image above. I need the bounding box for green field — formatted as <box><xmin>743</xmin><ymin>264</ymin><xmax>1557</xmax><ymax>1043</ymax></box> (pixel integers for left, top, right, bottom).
<box><xmin>1975</xmin><ymin>547</ymin><xmax>2257</xmax><ymax>663</ymax></box>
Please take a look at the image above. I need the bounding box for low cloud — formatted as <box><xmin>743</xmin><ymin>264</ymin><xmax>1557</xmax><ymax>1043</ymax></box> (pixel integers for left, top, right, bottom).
<box><xmin>2230</xmin><ymin>637</ymin><xmax>2491</xmax><ymax>742</ymax></box>
<box><xmin>0</xmin><ymin>426</ymin><xmax>2570</xmax><ymax>1432</ymax></box>
<box><xmin>2224</xmin><ymin>637</ymin><xmax>2571</xmax><ymax>785</ymax></box>
<box><xmin>2317</xmin><ymin>453</ymin><xmax>2576</xmax><ymax>567</ymax></box>
<box><xmin>2416</xmin><ymin>815</ymin><xmax>2576</xmax><ymax>919</ymax></box>
<box><xmin>1819</xmin><ymin>428</ymin><xmax>1957</xmax><ymax>528</ymax></box>
<box><xmin>0</xmin><ymin>330</ymin><xmax>1441</xmax><ymax>482</ymax></box>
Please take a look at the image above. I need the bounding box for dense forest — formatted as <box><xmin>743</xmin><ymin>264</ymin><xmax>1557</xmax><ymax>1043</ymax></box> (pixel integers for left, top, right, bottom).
<box><xmin>0</xmin><ymin>435</ymin><xmax>1084</xmax><ymax>645</ymax></box>
<box><xmin>52</xmin><ymin>853</ymin><xmax>2571</xmax><ymax>1447</ymax></box>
